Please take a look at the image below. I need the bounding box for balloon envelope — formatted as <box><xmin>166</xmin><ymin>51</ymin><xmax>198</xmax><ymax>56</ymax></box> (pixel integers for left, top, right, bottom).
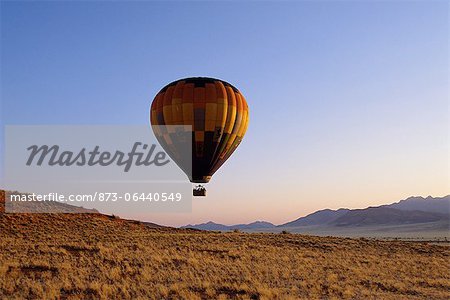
<box><xmin>150</xmin><ymin>77</ymin><xmax>249</xmax><ymax>183</ymax></box>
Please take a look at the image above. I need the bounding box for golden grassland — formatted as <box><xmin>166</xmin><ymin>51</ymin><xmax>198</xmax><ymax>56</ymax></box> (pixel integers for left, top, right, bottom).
<box><xmin>0</xmin><ymin>211</ymin><xmax>449</xmax><ymax>300</ymax></box>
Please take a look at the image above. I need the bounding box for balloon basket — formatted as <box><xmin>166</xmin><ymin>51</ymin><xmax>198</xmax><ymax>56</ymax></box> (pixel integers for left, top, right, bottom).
<box><xmin>193</xmin><ymin>185</ymin><xmax>206</xmax><ymax>197</ymax></box>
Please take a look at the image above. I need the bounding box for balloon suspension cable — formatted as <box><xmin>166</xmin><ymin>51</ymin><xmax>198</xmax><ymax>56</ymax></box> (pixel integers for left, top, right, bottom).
<box><xmin>193</xmin><ymin>184</ymin><xmax>206</xmax><ymax>197</ymax></box>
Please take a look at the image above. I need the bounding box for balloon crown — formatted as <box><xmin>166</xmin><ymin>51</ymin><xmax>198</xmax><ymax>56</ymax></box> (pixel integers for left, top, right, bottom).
<box><xmin>159</xmin><ymin>77</ymin><xmax>240</xmax><ymax>93</ymax></box>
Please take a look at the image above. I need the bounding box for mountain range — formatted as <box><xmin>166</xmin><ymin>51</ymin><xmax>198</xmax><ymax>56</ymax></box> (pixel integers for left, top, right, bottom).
<box><xmin>2</xmin><ymin>189</ymin><xmax>448</xmax><ymax>238</ymax></box>
<box><xmin>182</xmin><ymin>195</ymin><xmax>450</xmax><ymax>233</ymax></box>
<box><xmin>182</xmin><ymin>220</ymin><xmax>276</xmax><ymax>231</ymax></box>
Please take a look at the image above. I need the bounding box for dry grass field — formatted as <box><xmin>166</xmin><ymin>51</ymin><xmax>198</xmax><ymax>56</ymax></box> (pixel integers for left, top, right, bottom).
<box><xmin>1</xmin><ymin>192</ymin><xmax>449</xmax><ymax>299</ymax></box>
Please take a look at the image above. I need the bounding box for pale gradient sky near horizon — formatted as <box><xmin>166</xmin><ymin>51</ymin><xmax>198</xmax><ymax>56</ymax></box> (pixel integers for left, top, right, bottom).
<box><xmin>1</xmin><ymin>1</ymin><xmax>449</xmax><ymax>226</ymax></box>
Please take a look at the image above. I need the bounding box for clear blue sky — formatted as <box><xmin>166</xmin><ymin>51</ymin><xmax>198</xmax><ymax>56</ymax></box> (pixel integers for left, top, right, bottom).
<box><xmin>1</xmin><ymin>1</ymin><xmax>448</xmax><ymax>226</ymax></box>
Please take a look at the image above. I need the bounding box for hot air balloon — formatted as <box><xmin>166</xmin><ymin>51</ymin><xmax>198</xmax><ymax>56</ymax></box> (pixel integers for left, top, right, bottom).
<box><xmin>150</xmin><ymin>77</ymin><xmax>249</xmax><ymax>196</ymax></box>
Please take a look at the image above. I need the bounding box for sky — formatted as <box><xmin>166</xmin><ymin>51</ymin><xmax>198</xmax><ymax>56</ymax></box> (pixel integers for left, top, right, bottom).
<box><xmin>1</xmin><ymin>1</ymin><xmax>449</xmax><ymax>226</ymax></box>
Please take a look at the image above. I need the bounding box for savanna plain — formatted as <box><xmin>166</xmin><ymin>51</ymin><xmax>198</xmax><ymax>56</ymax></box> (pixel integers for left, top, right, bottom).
<box><xmin>0</xmin><ymin>196</ymin><xmax>449</xmax><ymax>299</ymax></box>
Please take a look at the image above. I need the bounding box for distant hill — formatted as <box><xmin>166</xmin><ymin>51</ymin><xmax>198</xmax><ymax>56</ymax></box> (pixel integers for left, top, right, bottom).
<box><xmin>330</xmin><ymin>207</ymin><xmax>447</xmax><ymax>227</ymax></box>
<box><xmin>182</xmin><ymin>195</ymin><xmax>450</xmax><ymax>232</ymax></box>
<box><xmin>182</xmin><ymin>221</ymin><xmax>230</xmax><ymax>231</ymax></box>
<box><xmin>281</xmin><ymin>196</ymin><xmax>449</xmax><ymax>228</ymax></box>
<box><xmin>280</xmin><ymin>208</ymin><xmax>350</xmax><ymax>227</ymax></box>
<box><xmin>182</xmin><ymin>221</ymin><xmax>275</xmax><ymax>231</ymax></box>
<box><xmin>386</xmin><ymin>195</ymin><xmax>449</xmax><ymax>214</ymax></box>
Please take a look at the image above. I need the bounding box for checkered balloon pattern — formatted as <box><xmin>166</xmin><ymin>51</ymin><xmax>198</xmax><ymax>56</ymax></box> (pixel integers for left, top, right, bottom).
<box><xmin>150</xmin><ymin>77</ymin><xmax>249</xmax><ymax>183</ymax></box>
